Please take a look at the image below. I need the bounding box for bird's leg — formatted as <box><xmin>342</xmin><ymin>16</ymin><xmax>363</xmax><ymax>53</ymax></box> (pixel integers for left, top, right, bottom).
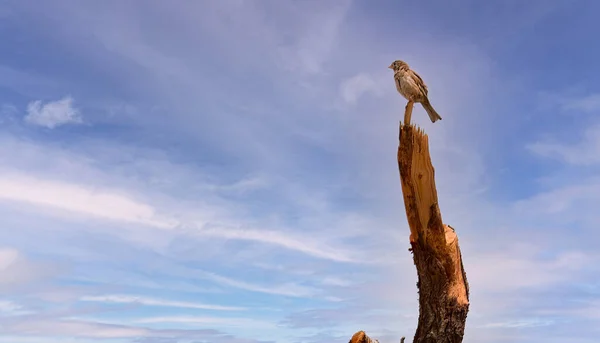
<box><xmin>404</xmin><ymin>101</ymin><xmax>414</xmax><ymax>126</ymax></box>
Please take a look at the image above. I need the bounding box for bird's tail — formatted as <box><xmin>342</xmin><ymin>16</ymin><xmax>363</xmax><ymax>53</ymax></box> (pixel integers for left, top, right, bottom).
<box><xmin>422</xmin><ymin>98</ymin><xmax>442</xmax><ymax>123</ymax></box>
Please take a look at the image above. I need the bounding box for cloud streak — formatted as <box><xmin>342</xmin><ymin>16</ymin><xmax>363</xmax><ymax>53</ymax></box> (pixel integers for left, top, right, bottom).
<box><xmin>527</xmin><ymin>123</ymin><xmax>600</xmax><ymax>166</ymax></box>
<box><xmin>0</xmin><ymin>172</ymin><xmax>176</xmax><ymax>228</ymax></box>
<box><xmin>80</xmin><ymin>294</ymin><xmax>246</xmax><ymax>311</ymax></box>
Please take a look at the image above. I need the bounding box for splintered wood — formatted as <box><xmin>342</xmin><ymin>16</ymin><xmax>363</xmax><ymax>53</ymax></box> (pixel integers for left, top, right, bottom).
<box><xmin>398</xmin><ymin>125</ymin><xmax>440</xmax><ymax>246</ymax></box>
<box><xmin>397</xmin><ymin>123</ymin><xmax>470</xmax><ymax>343</ymax></box>
<box><xmin>444</xmin><ymin>224</ymin><xmax>469</xmax><ymax>306</ymax></box>
<box><xmin>348</xmin><ymin>330</ymin><xmax>405</xmax><ymax>343</ymax></box>
<box><xmin>348</xmin><ymin>330</ymin><xmax>382</xmax><ymax>343</ymax></box>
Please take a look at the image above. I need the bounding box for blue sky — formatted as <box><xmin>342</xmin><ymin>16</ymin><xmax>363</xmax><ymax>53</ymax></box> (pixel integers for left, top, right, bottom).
<box><xmin>0</xmin><ymin>0</ymin><xmax>599</xmax><ymax>342</ymax></box>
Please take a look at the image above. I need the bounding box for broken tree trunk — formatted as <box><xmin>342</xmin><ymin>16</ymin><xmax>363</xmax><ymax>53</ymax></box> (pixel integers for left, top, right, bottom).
<box><xmin>348</xmin><ymin>114</ymin><xmax>470</xmax><ymax>343</ymax></box>
<box><xmin>398</xmin><ymin>122</ymin><xmax>470</xmax><ymax>343</ymax></box>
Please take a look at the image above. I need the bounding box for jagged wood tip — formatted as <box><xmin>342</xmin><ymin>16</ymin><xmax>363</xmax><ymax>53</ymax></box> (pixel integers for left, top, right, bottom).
<box><xmin>348</xmin><ymin>330</ymin><xmax>379</xmax><ymax>343</ymax></box>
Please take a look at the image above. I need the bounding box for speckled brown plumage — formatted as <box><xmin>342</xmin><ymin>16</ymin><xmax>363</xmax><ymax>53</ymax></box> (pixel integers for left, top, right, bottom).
<box><xmin>389</xmin><ymin>60</ymin><xmax>442</xmax><ymax>123</ymax></box>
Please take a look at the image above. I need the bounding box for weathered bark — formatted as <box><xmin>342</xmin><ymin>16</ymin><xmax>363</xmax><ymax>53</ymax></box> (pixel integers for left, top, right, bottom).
<box><xmin>398</xmin><ymin>122</ymin><xmax>470</xmax><ymax>343</ymax></box>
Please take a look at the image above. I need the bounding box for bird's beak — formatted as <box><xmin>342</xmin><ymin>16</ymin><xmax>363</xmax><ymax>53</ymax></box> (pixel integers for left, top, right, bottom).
<box><xmin>388</xmin><ymin>64</ymin><xmax>393</xmax><ymax>69</ymax></box>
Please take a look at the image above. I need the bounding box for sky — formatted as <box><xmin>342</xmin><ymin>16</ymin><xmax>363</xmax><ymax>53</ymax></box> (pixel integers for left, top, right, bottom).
<box><xmin>0</xmin><ymin>0</ymin><xmax>599</xmax><ymax>342</ymax></box>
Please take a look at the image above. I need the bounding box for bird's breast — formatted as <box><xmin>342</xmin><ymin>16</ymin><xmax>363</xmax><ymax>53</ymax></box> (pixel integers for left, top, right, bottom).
<box><xmin>395</xmin><ymin>73</ymin><xmax>422</xmax><ymax>102</ymax></box>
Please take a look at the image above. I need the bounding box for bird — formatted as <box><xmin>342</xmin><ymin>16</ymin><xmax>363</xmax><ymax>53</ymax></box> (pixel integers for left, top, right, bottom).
<box><xmin>388</xmin><ymin>60</ymin><xmax>442</xmax><ymax>123</ymax></box>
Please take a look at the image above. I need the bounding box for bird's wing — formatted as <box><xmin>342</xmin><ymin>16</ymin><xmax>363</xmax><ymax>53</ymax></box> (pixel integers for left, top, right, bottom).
<box><xmin>411</xmin><ymin>70</ymin><xmax>428</xmax><ymax>96</ymax></box>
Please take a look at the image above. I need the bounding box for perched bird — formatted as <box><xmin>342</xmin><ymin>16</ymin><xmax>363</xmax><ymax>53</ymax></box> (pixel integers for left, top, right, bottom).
<box><xmin>388</xmin><ymin>60</ymin><xmax>442</xmax><ymax>123</ymax></box>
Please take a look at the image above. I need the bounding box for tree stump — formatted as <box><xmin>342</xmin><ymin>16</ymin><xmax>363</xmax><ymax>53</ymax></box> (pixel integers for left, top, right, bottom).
<box><xmin>348</xmin><ymin>118</ymin><xmax>470</xmax><ymax>343</ymax></box>
<box><xmin>398</xmin><ymin>122</ymin><xmax>470</xmax><ymax>343</ymax></box>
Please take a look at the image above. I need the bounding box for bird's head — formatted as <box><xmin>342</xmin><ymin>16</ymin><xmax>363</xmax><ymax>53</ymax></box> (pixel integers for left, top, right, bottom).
<box><xmin>388</xmin><ymin>60</ymin><xmax>409</xmax><ymax>71</ymax></box>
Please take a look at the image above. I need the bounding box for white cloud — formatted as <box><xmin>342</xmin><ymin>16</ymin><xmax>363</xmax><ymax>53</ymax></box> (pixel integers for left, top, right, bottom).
<box><xmin>466</xmin><ymin>245</ymin><xmax>589</xmax><ymax>292</ymax></box>
<box><xmin>560</xmin><ymin>93</ymin><xmax>600</xmax><ymax>112</ymax></box>
<box><xmin>0</xmin><ymin>248</ymin><xmax>19</xmax><ymax>271</ymax></box>
<box><xmin>7</xmin><ymin>319</ymin><xmax>149</xmax><ymax>338</ymax></box>
<box><xmin>80</xmin><ymin>294</ymin><xmax>245</xmax><ymax>311</ymax></box>
<box><xmin>135</xmin><ymin>315</ymin><xmax>275</xmax><ymax>328</ymax></box>
<box><xmin>0</xmin><ymin>134</ymin><xmax>367</xmax><ymax>263</ymax></box>
<box><xmin>204</xmin><ymin>176</ymin><xmax>269</xmax><ymax>194</ymax></box>
<box><xmin>0</xmin><ymin>172</ymin><xmax>176</xmax><ymax>229</ymax></box>
<box><xmin>339</xmin><ymin>73</ymin><xmax>386</xmax><ymax>105</ymax></box>
<box><xmin>0</xmin><ymin>248</ymin><xmax>59</xmax><ymax>290</ymax></box>
<box><xmin>0</xmin><ymin>300</ymin><xmax>23</xmax><ymax>314</ymax></box>
<box><xmin>512</xmin><ymin>179</ymin><xmax>600</xmax><ymax>215</ymax></box>
<box><xmin>197</xmin><ymin>270</ymin><xmax>320</xmax><ymax>298</ymax></box>
<box><xmin>527</xmin><ymin>123</ymin><xmax>600</xmax><ymax>165</ymax></box>
<box><xmin>0</xmin><ymin>337</ymin><xmax>109</xmax><ymax>343</ymax></box>
<box><xmin>0</xmin><ymin>169</ymin><xmax>358</xmax><ymax>263</ymax></box>
<box><xmin>320</xmin><ymin>277</ymin><xmax>352</xmax><ymax>287</ymax></box>
<box><xmin>24</xmin><ymin>96</ymin><xmax>82</xmax><ymax>128</ymax></box>
<box><xmin>0</xmin><ymin>317</ymin><xmax>269</xmax><ymax>342</ymax></box>
<box><xmin>71</xmin><ymin>262</ymin><xmax>326</xmax><ymax>300</ymax></box>
<box><xmin>477</xmin><ymin>318</ymin><xmax>554</xmax><ymax>329</ymax></box>
<box><xmin>275</xmin><ymin>1</ymin><xmax>352</xmax><ymax>75</ymax></box>
<box><xmin>192</xmin><ymin>225</ymin><xmax>358</xmax><ymax>263</ymax></box>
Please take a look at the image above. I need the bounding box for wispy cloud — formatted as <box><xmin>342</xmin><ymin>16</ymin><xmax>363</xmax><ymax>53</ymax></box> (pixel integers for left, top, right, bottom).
<box><xmin>135</xmin><ymin>315</ymin><xmax>275</xmax><ymax>329</ymax></box>
<box><xmin>513</xmin><ymin>179</ymin><xmax>600</xmax><ymax>215</ymax></box>
<box><xmin>339</xmin><ymin>73</ymin><xmax>386</xmax><ymax>105</ymax></box>
<box><xmin>24</xmin><ymin>96</ymin><xmax>82</xmax><ymax>128</ymax></box>
<box><xmin>560</xmin><ymin>93</ymin><xmax>600</xmax><ymax>112</ymax></box>
<box><xmin>466</xmin><ymin>246</ymin><xmax>591</xmax><ymax>292</ymax></box>
<box><xmin>320</xmin><ymin>277</ymin><xmax>352</xmax><ymax>287</ymax></box>
<box><xmin>0</xmin><ymin>248</ymin><xmax>60</xmax><ymax>291</ymax></box>
<box><xmin>191</xmin><ymin>225</ymin><xmax>358</xmax><ymax>263</ymax></box>
<box><xmin>0</xmin><ymin>316</ymin><xmax>273</xmax><ymax>343</ymax></box>
<box><xmin>0</xmin><ymin>172</ymin><xmax>176</xmax><ymax>228</ymax></box>
<box><xmin>0</xmin><ymin>300</ymin><xmax>24</xmax><ymax>315</ymax></box>
<box><xmin>477</xmin><ymin>318</ymin><xmax>554</xmax><ymax>329</ymax></box>
<box><xmin>527</xmin><ymin>123</ymin><xmax>600</xmax><ymax>165</ymax></box>
<box><xmin>6</xmin><ymin>319</ymin><xmax>148</xmax><ymax>338</ymax></box>
<box><xmin>197</xmin><ymin>270</ymin><xmax>320</xmax><ymax>298</ymax></box>
<box><xmin>274</xmin><ymin>0</ymin><xmax>352</xmax><ymax>75</ymax></box>
<box><xmin>80</xmin><ymin>294</ymin><xmax>246</xmax><ymax>311</ymax></box>
<box><xmin>0</xmin><ymin>134</ymin><xmax>364</xmax><ymax>263</ymax></box>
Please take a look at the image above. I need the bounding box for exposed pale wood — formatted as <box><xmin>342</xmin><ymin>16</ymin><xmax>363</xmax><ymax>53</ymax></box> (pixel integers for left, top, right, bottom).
<box><xmin>349</xmin><ymin>330</ymin><xmax>379</xmax><ymax>343</ymax></box>
<box><xmin>404</xmin><ymin>101</ymin><xmax>414</xmax><ymax>126</ymax></box>
<box><xmin>444</xmin><ymin>224</ymin><xmax>469</xmax><ymax>306</ymax></box>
